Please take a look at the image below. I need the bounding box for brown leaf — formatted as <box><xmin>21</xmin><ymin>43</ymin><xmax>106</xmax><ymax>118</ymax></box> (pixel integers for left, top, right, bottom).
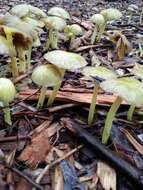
<box><xmin>18</xmin><ymin>130</ymin><xmax>51</xmax><ymax>169</ymax></box>
<box><xmin>120</xmin><ymin>128</ymin><xmax>143</xmax><ymax>156</ymax></box>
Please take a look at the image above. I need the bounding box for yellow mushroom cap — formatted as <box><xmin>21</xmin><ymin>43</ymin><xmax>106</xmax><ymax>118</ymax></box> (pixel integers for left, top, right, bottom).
<box><xmin>0</xmin><ymin>78</ymin><xmax>16</xmax><ymax>103</ymax></box>
<box><xmin>10</xmin><ymin>4</ymin><xmax>30</xmax><ymax>18</ymax></box>
<box><xmin>100</xmin><ymin>77</ymin><xmax>143</xmax><ymax>107</ymax></box>
<box><xmin>90</xmin><ymin>14</ymin><xmax>105</xmax><ymax>26</ymax></box>
<box><xmin>69</xmin><ymin>24</ymin><xmax>83</xmax><ymax>36</ymax></box>
<box><xmin>45</xmin><ymin>16</ymin><xmax>66</xmax><ymax>31</ymax></box>
<box><xmin>44</xmin><ymin>50</ymin><xmax>88</xmax><ymax>70</ymax></box>
<box><xmin>101</xmin><ymin>8</ymin><xmax>122</xmax><ymax>21</ymax></box>
<box><xmin>28</xmin><ymin>5</ymin><xmax>47</xmax><ymax>18</ymax></box>
<box><xmin>82</xmin><ymin>66</ymin><xmax>117</xmax><ymax>80</ymax></box>
<box><xmin>32</xmin><ymin>64</ymin><xmax>62</xmax><ymax>87</ymax></box>
<box><xmin>48</xmin><ymin>7</ymin><xmax>70</xmax><ymax>20</ymax></box>
<box><xmin>131</xmin><ymin>64</ymin><xmax>143</xmax><ymax>80</ymax></box>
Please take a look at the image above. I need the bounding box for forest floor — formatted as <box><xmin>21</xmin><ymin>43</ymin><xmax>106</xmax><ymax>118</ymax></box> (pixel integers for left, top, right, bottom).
<box><xmin>1</xmin><ymin>0</ymin><xmax>143</xmax><ymax>190</ymax></box>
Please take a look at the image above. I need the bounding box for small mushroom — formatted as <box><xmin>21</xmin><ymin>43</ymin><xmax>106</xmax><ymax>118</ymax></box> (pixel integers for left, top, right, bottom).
<box><xmin>127</xmin><ymin>4</ymin><xmax>138</xmax><ymax>24</ymax></box>
<box><xmin>82</xmin><ymin>66</ymin><xmax>116</xmax><ymax>124</ymax></box>
<box><xmin>44</xmin><ymin>50</ymin><xmax>88</xmax><ymax>106</ymax></box>
<box><xmin>0</xmin><ymin>78</ymin><xmax>16</xmax><ymax>125</ymax></box>
<box><xmin>100</xmin><ymin>77</ymin><xmax>143</xmax><ymax>144</ymax></box>
<box><xmin>90</xmin><ymin>14</ymin><xmax>105</xmax><ymax>44</ymax></box>
<box><xmin>64</xmin><ymin>24</ymin><xmax>83</xmax><ymax>45</ymax></box>
<box><xmin>32</xmin><ymin>64</ymin><xmax>62</xmax><ymax>109</ymax></box>
<box><xmin>48</xmin><ymin>7</ymin><xmax>70</xmax><ymax>20</ymax></box>
<box><xmin>131</xmin><ymin>63</ymin><xmax>143</xmax><ymax>80</ymax></box>
<box><xmin>44</xmin><ymin>16</ymin><xmax>66</xmax><ymax>50</ymax></box>
<box><xmin>98</xmin><ymin>8</ymin><xmax>122</xmax><ymax>42</ymax></box>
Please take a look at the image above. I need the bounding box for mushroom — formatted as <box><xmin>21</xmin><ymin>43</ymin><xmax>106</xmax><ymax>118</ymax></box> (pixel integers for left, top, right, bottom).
<box><xmin>44</xmin><ymin>16</ymin><xmax>66</xmax><ymax>50</ymax></box>
<box><xmin>98</xmin><ymin>8</ymin><xmax>122</xmax><ymax>42</ymax></box>
<box><xmin>44</xmin><ymin>50</ymin><xmax>88</xmax><ymax>106</ymax></box>
<box><xmin>32</xmin><ymin>64</ymin><xmax>62</xmax><ymax>109</ymax></box>
<box><xmin>100</xmin><ymin>77</ymin><xmax>143</xmax><ymax>144</ymax></box>
<box><xmin>109</xmin><ymin>31</ymin><xmax>131</xmax><ymax>60</ymax></box>
<box><xmin>48</xmin><ymin>7</ymin><xmax>70</xmax><ymax>20</ymax></box>
<box><xmin>127</xmin><ymin>4</ymin><xmax>138</xmax><ymax>24</ymax></box>
<box><xmin>0</xmin><ymin>78</ymin><xmax>16</xmax><ymax>125</ymax></box>
<box><xmin>81</xmin><ymin>66</ymin><xmax>117</xmax><ymax>124</ymax></box>
<box><xmin>90</xmin><ymin>14</ymin><xmax>105</xmax><ymax>44</ymax></box>
<box><xmin>64</xmin><ymin>24</ymin><xmax>83</xmax><ymax>45</ymax></box>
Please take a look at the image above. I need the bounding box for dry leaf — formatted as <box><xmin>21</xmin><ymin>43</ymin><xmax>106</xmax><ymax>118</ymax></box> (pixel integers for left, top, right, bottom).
<box><xmin>97</xmin><ymin>161</ymin><xmax>116</xmax><ymax>190</ymax></box>
<box><xmin>18</xmin><ymin>130</ymin><xmax>51</xmax><ymax>169</ymax></box>
<box><xmin>54</xmin><ymin>166</ymin><xmax>63</xmax><ymax>190</ymax></box>
<box><xmin>120</xmin><ymin>128</ymin><xmax>143</xmax><ymax>156</ymax></box>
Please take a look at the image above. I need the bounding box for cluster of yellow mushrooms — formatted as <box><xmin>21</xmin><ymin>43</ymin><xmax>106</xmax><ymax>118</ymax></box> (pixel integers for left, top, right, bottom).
<box><xmin>0</xmin><ymin>4</ymin><xmax>143</xmax><ymax>144</ymax></box>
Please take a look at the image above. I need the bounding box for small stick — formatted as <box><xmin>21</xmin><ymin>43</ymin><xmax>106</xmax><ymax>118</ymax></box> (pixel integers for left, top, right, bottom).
<box><xmin>35</xmin><ymin>144</ymin><xmax>83</xmax><ymax>184</ymax></box>
<box><xmin>48</xmin><ymin>103</ymin><xmax>78</xmax><ymax>113</ymax></box>
<box><xmin>6</xmin><ymin>165</ymin><xmax>44</xmax><ymax>190</ymax></box>
<box><xmin>0</xmin><ymin>135</ymin><xmax>31</xmax><ymax>143</ymax></box>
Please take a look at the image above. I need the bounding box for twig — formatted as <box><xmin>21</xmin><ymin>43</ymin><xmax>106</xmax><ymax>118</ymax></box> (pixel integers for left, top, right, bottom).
<box><xmin>48</xmin><ymin>103</ymin><xmax>78</xmax><ymax>113</ymax></box>
<box><xmin>0</xmin><ymin>135</ymin><xmax>31</xmax><ymax>143</ymax></box>
<box><xmin>35</xmin><ymin>144</ymin><xmax>83</xmax><ymax>184</ymax></box>
<box><xmin>6</xmin><ymin>165</ymin><xmax>44</xmax><ymax>190</ymax></box>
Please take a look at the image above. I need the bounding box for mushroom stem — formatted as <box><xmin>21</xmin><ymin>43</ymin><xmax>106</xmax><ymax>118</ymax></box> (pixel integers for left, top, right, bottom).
<box><xmin>6</xmin><ymin>33</ymin><xmax>18</xmax><ymax>77</ymax></box>
<box><xmin>18</xmin><ymin>47</ymin><xmax>25</xmax><ymax>73</ymax></box>
<box><xmin>140</xmin><ymin>10</ymin><xmax>143</xmax><ymax>25</ymax></box>
<box><xmin>91</xmin><ymin>24</ymin><xmax>98</xmax><ymax>45</ymax></box>
<box><xmin>51</xmin><ymin>30</ymin><xmax>58</xmax><ymax>49</ymax></box>
<box><xmin>11</xmin><ymin>57</ymin><xmax>18</xmax><ymax>78</ymax></box>
<box><xmin>138</xmin><ymin>42</ymin><xmax>143</xmax><ymax>57</ymax></box>
<box><xmin>88</xmin><ymin>81</ymin><xmax>98</xmax><ymax>124</ymax></box>
<box><xmin>46</xmin><ymin>28</ymin><xmax>53</xmax><ymax>50</ymax></box>
<box><xmin>47</xmin><ymin>68</ymin><xmax>65</xmax><ymax>107</ymax></box>
<box><xmin>3</xmin><ymin>102</ymin><xmax>12</xmax><ymax>125</ymax></box>
<box><xmin>37</xmin><ymin>86</ymin><xmax>47</xmax><ymax>109</ymax></box>
<box><xmin>27</xmin><ymin>45</ymin><xmax>32</xmax><ymax>71</ymax></box>
<box><xmin>127</xmin><ymin>104</ymin><xmax>135</xmax><ymax>121</ymax></box>
<box><xmin>70</xmin><ymin>34</ymin><xmax>75</xmax><ymax>45</ymax></box>
<box><xmin>97</xmin><ymin>20</ymin><xmax>107</xmax><ymax>42</ymax></box>
<box><xmin>128</xmin><ymin>13</ymin><xmax>133</xmax><ymax>24</ymax></box>
<box><xmin>102</xmin><ymin>96</ymin><xmax>122</xmax><ymax>144</ymax></box>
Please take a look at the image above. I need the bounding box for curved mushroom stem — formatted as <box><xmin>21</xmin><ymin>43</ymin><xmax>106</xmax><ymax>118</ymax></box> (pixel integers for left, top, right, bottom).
<box><xmin>3</xmin><ymin>102</ymin><xmax>12</xmax><ymax>126</ymax></box>
<box><xmin>102</xmin><ymin>96</ymin><xmax>122</xmax><ymax>144</ymax></box>
<box><xmin>127</xmin><ymin>104</ymin><xmax>135</xmax><ymax>121</ymax></box>
<box><xmin>47</xmin><ymin>68</ymin><xmax>65</xmax><ymax>107</ymax></box>
<box><xmin>18</xmin><ymin>47</ymin><xmax>25</xmax><ymax>73</ymax></box>
<box><xmin>51</xmin><ymin>30</ymin><xmax>58</xmax><ymax>49</ymax></box>
<box><xmin>97</xmin><ymin>20</ymin><xmax>107</xmax><ymax>42</ymax></box>
<box><xmin>46</xmin><ymin>28</ymin><xmax>53</xmax><ymax>50</ymax></box>
<box><xmin>88</xmin><ymin>81</ymin><xmax>98</xmax><ymax>125</ymax></box>
<box><xmin>37</xmin><ymin>86</ymin><xmax>47</xmax><ymax>109</ymax></box>
<box><xmin>91</xmin><ymin>24</ymin><xmax>98</xmax><ymax>45</ymax></box>
<box><xmin>140</xmin><ymin>10</ymin><xmax>143</xmax><ymax>25</ymax></box>
<box><xmin>6</xmin><ymin>33</ymin><xmax>18</xmax><ymax>77</ymax></box>
<box><xmin>70</xmin><ymin>34</ymin><xmax>75</xmax><ymax>45</ymax></box>
<box><xmin>27</xmin><ymin>45</ymin><xmax>32</xmax><ymax>71</ymax></box>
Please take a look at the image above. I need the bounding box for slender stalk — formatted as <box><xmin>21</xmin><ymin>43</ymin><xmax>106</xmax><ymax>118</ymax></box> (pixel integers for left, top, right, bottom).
<box><xmin>102</xmin><ymin>96</ymin><xmax>122</xmax><ymax>144</ymax></box>
<box><xmin>88</xmin><ymin>81</ymin><xmax>98</xmax><ymax>125</ymax></box>
<box><xmin>128</xmin><ymin>13</ymin><xmax>133</xmax><ymax>24</ymax></box>
<box><xmin>37</xmin><ymin>86</ymin><xmax>47</xmax><ymax>109</ymax></box>
<box><xmin>18</xmin><ymin>47</ymin><xmax>25</xmax><ymax>73</ymax></box>
<box><xmin>127</xmin><ymin>104</ymin><xmax>135</xmax><ymax>121</ymax></box>
<box><xmin>3</xmin><ymin>102</ymin><xmax>12</xmax><ymax>126</ymax></box>
<box><xmin>11</xmin><ymin>57</ymin><xmax>18</xmax><ymax>78</ymax></box>
<box><xmin>27</xmin><ymin>45</ymin><xmax>32</xmax><ymax>71</ymax></box>
<box><xmin>97</xmin><ymin>20</ymin><xmax>107</xmax><ymax>42</ymax></box>
<box><xmin>46</xmin><ymin>28</ymin><xmax>53</xmax><ymax>50</ymax></box>
<box><xmin>47</xmin><ymin>68</ymin><xmax>65</xmax><ymax>107</ymax></box>
<box><xmin>70</xmin><ymin>34</ymin><xmax>75</xmax><ymax>45</ymax></box>
<box><xmin>51</xmin><ymin>30</ymin><xmax>58</xmax><ymax>49</ymax></box>
<box><xmin>140</xmin><ymin>10</ymin><xmax>143</xmax><ymax>25</ymax></box>
<box><xmin>138</xmin><ymin>43</ymin><xmax>143</xmax><ymax>57</ymax></box>
<box><xmin>6</xmin><ymin>32</ymin><xmax>18</xmax><ymax>77</ymax></box>
<box><xmin>91</xmin><ymin>24</ymin><xmax>98</xmax><ymax>45</ymax></box>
